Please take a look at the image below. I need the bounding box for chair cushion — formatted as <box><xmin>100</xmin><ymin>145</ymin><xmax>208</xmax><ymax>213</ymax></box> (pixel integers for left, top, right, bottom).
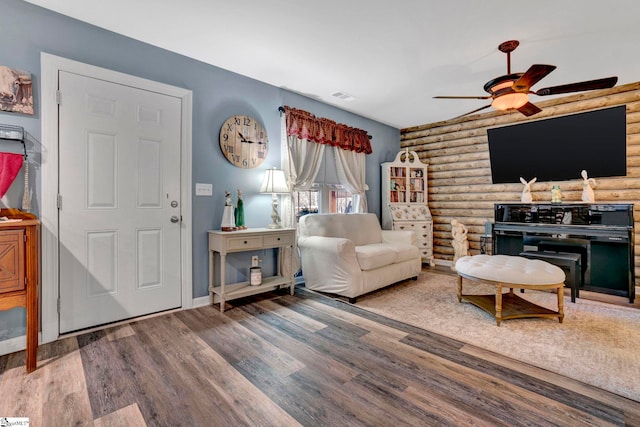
<box><xmin>355</xmin><ymin>244</ymin><xmax>396</xmax><ymax>271</ymax></box>
<box><xmin>386</xmin><ymin>242</ymin><xmax>420</xmax><ymax>263</ymax></box>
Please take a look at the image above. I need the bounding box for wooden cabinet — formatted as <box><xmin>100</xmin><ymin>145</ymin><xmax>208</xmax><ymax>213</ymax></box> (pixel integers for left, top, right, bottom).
<box><xmin>208</xmin><ymin>227</ymin><xmax>296</xmax><ymax>312</ymax></box>
<box><xmin>0</xmin><ymin>209</ymin><xmax>39</xmax><ymax>372</ymax></box>
<box><xmin>382</xmin><ymin>149</ymin><xmax>434</xmax><ymax>265</ymax></box>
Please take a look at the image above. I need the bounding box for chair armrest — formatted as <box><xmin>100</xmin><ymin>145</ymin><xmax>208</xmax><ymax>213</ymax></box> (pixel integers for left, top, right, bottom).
<box><xmin>298</xmin><ymin>236</ymin><xmax>358</xmax><ymax>263</ymax></box>
<box><xmin>297</xmin><ymin>235</ymin><xmax>364</xmax><ymax>297</ymax></box>
<box><xmin>381</xmin><ymin>230</ymin><xmax>417</xmax><ymax>246</ymax></box>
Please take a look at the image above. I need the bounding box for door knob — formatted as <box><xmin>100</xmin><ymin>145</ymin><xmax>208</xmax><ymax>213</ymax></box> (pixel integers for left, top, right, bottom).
<box><xmin>170</xmin><ymin>216</ymin><xmax>179</xmax><ymax>223</ymax></box>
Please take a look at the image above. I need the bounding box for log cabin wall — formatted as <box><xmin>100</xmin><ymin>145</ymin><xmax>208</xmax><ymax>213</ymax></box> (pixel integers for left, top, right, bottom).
<box><xmin>400</xmin><ymin>81</ymin><xmax>640</xmax><ymax>282</ymax></box>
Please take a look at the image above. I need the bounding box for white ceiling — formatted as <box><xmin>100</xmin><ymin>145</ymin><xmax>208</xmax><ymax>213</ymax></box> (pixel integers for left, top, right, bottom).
<box><xmin>25</xmin><ymin>0</ymin><xmax>640</xmax><ymax>129</ymax></box>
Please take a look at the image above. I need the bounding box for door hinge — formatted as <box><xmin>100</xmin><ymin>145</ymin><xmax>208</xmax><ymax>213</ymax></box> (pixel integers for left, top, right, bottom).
<box><xmin>24</xmin><ymin>234</ymin><xmax>27</xmax><ymax>243</ymax></box>
<box><xmin>57</xmin><ymin>194</ymin><xmax>62</xmax><ymax>210</ymax></box>
<box><xmin>57</xmin><ymin>297</ymin><xmax>61</xmax><ymax>314</ymax></box>
<box><xmin>56</xmin><ymin>90</ymin><xmax>61</xmax><ymax>105</ymax></box>
<box><xmin>24</xmin><ymin>276</ymin><xmax>27</xmax><ymax>285</ymax></box>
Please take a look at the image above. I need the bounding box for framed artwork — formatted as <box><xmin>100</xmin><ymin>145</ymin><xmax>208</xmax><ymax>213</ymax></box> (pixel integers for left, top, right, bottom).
<box><xmin>0</xmin><ymin>65</ymin><xmax>33</xmax><ymax>115</ymax></box>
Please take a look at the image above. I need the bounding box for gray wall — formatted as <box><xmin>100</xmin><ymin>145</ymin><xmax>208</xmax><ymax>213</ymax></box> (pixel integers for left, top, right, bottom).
<box><xmin>0</xmin><ymin>0</ymin><xmax>400</xmax><ymax>343</ymax></box>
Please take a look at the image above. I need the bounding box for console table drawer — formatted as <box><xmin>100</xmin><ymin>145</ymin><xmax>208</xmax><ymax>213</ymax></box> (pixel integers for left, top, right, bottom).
<box><xmin>264</xmin><ymin>233</ymin><xmax>293</xmax><ymax>247</ymax></box>
<box><xmin>226</xmin><ymin>236</ymin><xmax>263</xmax><ymax>250</ymax></box>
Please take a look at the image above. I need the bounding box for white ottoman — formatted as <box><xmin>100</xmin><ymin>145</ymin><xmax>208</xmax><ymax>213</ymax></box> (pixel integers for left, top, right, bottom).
<box><xmin>455</xmin><ymin>254</ymin><xmax>565</xmax><ymax>326</ymax></box>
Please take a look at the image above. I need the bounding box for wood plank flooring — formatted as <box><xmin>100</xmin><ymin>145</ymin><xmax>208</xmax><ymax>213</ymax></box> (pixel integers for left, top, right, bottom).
<box><xmin>1</xmin><ymin>280</ymin><xmax>640</xmax><ymax>426</ymax></box>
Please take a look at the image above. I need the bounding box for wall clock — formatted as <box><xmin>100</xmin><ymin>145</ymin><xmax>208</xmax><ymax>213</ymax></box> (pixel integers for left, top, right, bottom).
<box><xmin>219</xmin><ymin>114</ymin><xmax>269</xmax><ymax>168</ymax></box>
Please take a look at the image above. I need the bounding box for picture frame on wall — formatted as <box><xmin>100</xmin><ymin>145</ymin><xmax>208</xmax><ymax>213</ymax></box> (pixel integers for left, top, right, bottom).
<box><xmin>0</xmin><ymin>65</ymin><xmax>34</xmax><ymax>115</ymax></box>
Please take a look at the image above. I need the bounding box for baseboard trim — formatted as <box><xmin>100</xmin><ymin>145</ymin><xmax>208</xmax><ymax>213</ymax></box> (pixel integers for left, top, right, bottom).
<box><xmin>0</xmin><ymin>335</ymin><xmax>26</xmax><ymax>357</ymax></box>
<box><xmin>192</xmin><ymin>295</ymin><xmax>211</xmax><ymax>308</ymax></box>
<box><xmin>432</xmin><ymin>258</ymin><xmax>453</xmax><ymax>267</ymax></box>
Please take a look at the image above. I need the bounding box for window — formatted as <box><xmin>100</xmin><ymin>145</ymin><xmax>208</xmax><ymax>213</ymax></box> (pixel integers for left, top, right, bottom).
<box><xmin>291</xmin><ymin>146</ymin><xmax>355</xmax><ymax>221</ymax></box>
<box><xmin>294</xmin><ymin>184</ymin><xmax>352</xmax><ymax>221</ymax></box>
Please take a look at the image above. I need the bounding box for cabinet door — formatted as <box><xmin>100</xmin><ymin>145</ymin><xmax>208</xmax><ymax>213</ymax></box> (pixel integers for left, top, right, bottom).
<box><xmin>389</xmin><ymin>166</ymin><xmax>407</xmax><ymax>203</ymax></box>
<box><xmin>408</xmin><ymin>168</ymin><xmax>425</xmax><ymax>203</ymax></box>
<box><xmin>0</xmin><ymin>229</ymin><xmax>25</xmax><ymax>293</ymax></box>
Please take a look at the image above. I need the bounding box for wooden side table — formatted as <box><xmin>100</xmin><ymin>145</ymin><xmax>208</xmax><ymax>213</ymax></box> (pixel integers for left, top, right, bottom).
<box><xmin>208</xmin><ymin>227</ymin><xmax>296</xmax><ymax>313</ymax></box>
<box><xmin>0</xmin><ymin>209</ymin><xmax>39</xmax><ymax>372</ymax></box>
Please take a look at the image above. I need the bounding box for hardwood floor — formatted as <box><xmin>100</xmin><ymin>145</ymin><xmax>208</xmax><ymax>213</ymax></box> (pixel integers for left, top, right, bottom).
<box><xmin>1</xmin><ymin>280</ymin><xmax>640</xmax><ymax>426</ymax></box>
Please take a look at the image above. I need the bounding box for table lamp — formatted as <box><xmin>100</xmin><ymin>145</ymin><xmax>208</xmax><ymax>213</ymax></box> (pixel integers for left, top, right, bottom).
<box><xmin>260</xmin><ymin>168</ymin><xmax>288</xmax><ymax>228</ymax></box>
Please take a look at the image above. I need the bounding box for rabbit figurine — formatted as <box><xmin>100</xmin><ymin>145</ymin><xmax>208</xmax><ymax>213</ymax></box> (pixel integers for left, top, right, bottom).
<box><xmin>520</xmin><ymin>177</ymin><xmax>536</xmax><ymax>203</ymax></box>
<box><xmin>581</xmin><ymin>170</ymin><xmax>596</xmax><ymax>203</ymax></box>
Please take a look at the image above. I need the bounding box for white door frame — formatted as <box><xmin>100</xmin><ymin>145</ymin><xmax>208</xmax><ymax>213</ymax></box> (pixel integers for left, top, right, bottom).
<box><xmin>40</xmin><ymin>53</ymin><xmax>193</xmax><ymax>344</ymax></box>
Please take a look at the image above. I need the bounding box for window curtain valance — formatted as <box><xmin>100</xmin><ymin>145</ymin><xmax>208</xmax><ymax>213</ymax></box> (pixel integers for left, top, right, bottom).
<box><xmin>283</xmin><ymin>106</ymin><xmax>372</xmax><ymax>154</ymax></box>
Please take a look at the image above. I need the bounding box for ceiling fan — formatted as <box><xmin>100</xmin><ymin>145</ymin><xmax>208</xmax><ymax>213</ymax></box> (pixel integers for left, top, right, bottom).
<box><xmin>434</xmin><ymin>40</ymin><xmax>618</xmax><ymax>118</ymax></box>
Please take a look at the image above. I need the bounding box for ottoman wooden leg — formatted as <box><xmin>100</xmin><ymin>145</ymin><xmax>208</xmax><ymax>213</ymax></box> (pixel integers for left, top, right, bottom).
<box><xmin>495</xmin><ymin>284</ymin><xmax>503</xmax><ymax>326</ymax></box>
<box><xmin>457</xmin><ymin>275</ymin><xmax>463</xmax><ymax>302</ymax></box>
<box><xmin>557</xmin><ymin>284</ymin><xmax>565</xmax><ymax>323</ymax></box>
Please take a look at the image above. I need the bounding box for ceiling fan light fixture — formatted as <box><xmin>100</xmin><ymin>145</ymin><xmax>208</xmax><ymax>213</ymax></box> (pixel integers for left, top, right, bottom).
<box><xmin>491</xmin><ymin>92</ymin><xmax>529</xmax><ymax>111</ymax></box>
<box><xmin>435</xmin><ymin>40</ymin><xmax>617</xmax><ymax>119</ymax></box>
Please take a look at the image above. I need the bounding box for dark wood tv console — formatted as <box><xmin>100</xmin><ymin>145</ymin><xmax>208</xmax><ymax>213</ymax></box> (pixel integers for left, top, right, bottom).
<box><xmin>493</xmin><ymin>203</ymin><xmax>635</xmax><ymax>303</ymax></box>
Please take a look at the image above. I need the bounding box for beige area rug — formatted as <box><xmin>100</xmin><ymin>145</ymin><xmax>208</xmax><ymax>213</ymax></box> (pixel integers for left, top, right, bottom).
<box><xmin>354</xmin><ymin>270</ymin><xmax>640</xmax><ymax>401</ymax></box>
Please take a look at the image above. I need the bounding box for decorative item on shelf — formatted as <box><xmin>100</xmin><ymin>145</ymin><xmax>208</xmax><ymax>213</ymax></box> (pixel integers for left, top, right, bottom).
<box><xmin>260</xmin><ymin>168</ymin><xmax>289</xmax><ymax>229</ymax></box>
<box><xmin>250</xmin><ymin>266</ymin><xmax>262</xmax><ymax>285</ymax></box>
<box><xmin>551</xmin><ymin>185</ymin><xmax>562</xmax><ymax>203</ymax></box>
<box><xmin>221</xmin><ymin>190</ymin><xmax>236</xmax><ymax>231</ymax></box>
<box><xmin>0</xmin><ymin>152</ymin><xmax>24</xmax><ymax>199</ymax></box>
<box><xmin>580</xmin><ymin>170</ymin><xmax>596</xmax><ymax>203</ymax></box>
<box><xmin>0</xmin><ymin>124</ymin><xmax>29</xmax><ymax>205</ymax></box>
<box><xmin>235</xmin><ymin>189</ymin><xmax>246</xmax><ymax>229</ymax></box>
<box><xmin>519</xmin><ymin>177</ymin><xmax>535</xmax><ymax>203</ymax></box>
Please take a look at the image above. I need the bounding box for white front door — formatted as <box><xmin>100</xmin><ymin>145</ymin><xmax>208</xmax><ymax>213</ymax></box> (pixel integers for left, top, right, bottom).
<box><xmin>58</xmin><ymin>71</ymin><xmax>182</xmax><ymax>334</ymax></box>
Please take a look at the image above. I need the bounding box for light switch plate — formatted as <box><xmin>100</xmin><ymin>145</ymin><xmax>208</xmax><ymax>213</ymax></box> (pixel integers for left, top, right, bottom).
<box><xmin>195</xmin><ymin>183</ymin><xmax>212</xmax><ymax>196</ymax></box>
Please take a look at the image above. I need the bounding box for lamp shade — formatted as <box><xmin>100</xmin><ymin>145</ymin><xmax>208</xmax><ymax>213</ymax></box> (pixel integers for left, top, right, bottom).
<box><xmin>260</xmin><ymin>168</ymin><xmax>288</xmax><ymax>194</ymax></box>
<box><xmin>487</xmin><ymin>78</ymin><xmax>529</xmax><ymax>111</ymax></box>
<box><xmin>491</xmin><ymin>92</ymin><xmax>529</xmax><ymax>110</ymax></box>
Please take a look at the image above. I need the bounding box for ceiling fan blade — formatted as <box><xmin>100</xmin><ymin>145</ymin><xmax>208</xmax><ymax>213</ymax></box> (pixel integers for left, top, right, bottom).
<box><xmin>513</xmin><ymin>64</ymin><xmax>556</xmax><ymax>91</ymax></box>
<box><xmin>434</xmin><ymin>95</ymin><xmax>492</xmax><ymax>100</ymax></box>
<box><xmin>534</xmin><ymin>76</ymin><xmax>618</xmax><ymax>96</ymax></box>
<box><xmin>517</xmin><ymin>102</ymin><xmax>542</xmax><ymax>117</ymax></box>
<box><xmin>451</xmin><ymin>104</ymin><xmax>492</xmax><ymax>119</ymax></box>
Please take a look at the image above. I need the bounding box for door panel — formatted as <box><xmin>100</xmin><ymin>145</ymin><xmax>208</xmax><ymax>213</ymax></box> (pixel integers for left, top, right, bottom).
<box><xmin>59</xmin><ymin>71</ymin><xmax>182</xmax><ymax>334</ymax></box>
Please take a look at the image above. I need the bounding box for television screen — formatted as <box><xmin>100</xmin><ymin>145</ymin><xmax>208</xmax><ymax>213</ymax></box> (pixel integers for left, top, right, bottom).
<box><xmin>487</xmin><ymin>105</ymin><xmax>627</xmax><ymax>184</ymax></box>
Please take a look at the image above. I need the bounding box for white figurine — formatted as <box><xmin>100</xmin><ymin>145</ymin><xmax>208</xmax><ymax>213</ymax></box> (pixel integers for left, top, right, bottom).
<box><xmin>520</xmin><ymin>177</ymin><xmax>536</xmax><ymax>203</ymax></box>
<box><xmin>581</xmin><ymin>170</ymin><xmax>596</xmax><ymax>203</ymax></box>
<box><xmin>450</xmin><ymin>219</ymin><xmax>470</xmax><ymax>271</ymax></box>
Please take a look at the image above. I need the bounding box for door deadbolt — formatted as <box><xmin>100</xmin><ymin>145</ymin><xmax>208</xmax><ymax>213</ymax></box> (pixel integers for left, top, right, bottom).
<box><xmin>171</xmin><ymin>200</ymin><xmax>179</xmax><ymax>208</ymax></box>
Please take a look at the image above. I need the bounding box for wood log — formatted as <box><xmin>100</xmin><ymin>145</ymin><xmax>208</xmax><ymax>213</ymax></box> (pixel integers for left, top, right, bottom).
<box><xmin>429</xmin><ymin>200</ymin><xmax>497</xmax><ymax>210</ymax></box>
<box><xmin>430</xmin><ymin>159</ymin><xmax>490</xmax><ymax>171</ymax></box>
<box><xmin>430</xmin><ymin>168</ymin><xmax>491</xmax><ymax>179</ymax></box>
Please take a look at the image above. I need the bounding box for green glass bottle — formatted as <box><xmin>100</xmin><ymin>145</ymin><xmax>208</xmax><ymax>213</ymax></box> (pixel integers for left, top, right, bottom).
<box><xmin>235</xmin><ymin>189</ymin><xmax>246</xmax><ymax>229</ymax></box>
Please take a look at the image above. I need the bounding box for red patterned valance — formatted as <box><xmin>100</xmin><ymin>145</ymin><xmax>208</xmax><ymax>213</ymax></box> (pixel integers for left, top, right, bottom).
<box><xmin>283</xmin><ymin>106</ymin><xmax>372</xmax><ymax>154</ymax></box>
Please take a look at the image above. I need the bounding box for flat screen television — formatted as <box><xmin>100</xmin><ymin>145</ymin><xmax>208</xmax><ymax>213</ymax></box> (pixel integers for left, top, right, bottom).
<box><xmin>487</xmin><ymin>105</ymin><xmax>627</xmax><ymax>184</ymax></box>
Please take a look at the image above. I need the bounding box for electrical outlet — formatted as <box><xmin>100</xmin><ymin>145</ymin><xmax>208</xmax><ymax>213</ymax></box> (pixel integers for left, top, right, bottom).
<box><xmin>252</xmin><ymin>256</ymin><xmax>259</xmax><ymax>267</ymax></box>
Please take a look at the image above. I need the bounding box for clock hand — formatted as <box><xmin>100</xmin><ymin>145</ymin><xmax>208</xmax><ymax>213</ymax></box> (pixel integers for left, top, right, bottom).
<box><xmin>238</xmin><ymin>131</ymin><xmax>265</xmax><ymax>144</ymax></box>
